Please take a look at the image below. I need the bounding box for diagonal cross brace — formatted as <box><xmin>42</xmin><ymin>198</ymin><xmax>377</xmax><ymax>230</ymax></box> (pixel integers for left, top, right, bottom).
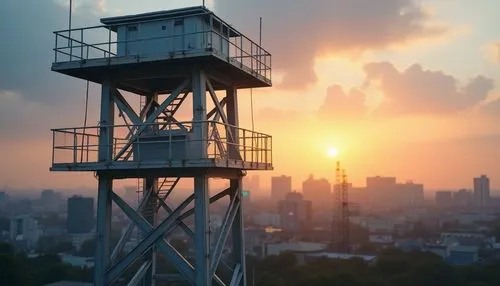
<box><xmin>108</xmin><ymin>191</ymin><xmax>196</xmax><ymax>285</ymax></box>
<box><xmin>206</xmin><ymin>79</ymin><xmax>235</xmax><ymax>143</ymax></box>
<box><xmin>113</xmin><ymin>89</ymin><xmax>142</xmax><ymax>126</ymax></box>
<box><xmin>111</xmin><ymin>183</ymin><xmax>154</xmax><ymax>262</ymax></box>
<box><xmin>114</xmin><ymin>79</ymin><xmax>190</xmax><ymax>161</ymax></box>
<box><xmin>126</xmin><ymin>261</ymin><xmax>152</xmax><ymax>286</ymax></box>
<box><xmin>163</xmin><ymin>187</ymin><xmax>232</xmax><ymax>239</ymax></box>
<box><xmin>110</xmin><ymin>191</ymin><xmax>228</xmax><ymax>286</ymax></box>
<box><xmin>210</xmin><ymin>190</ymin><xmax>240</xmax><ymax>278</ymax></box>
<box><xmin>207</xmin><ymin>97</ymin><xmax>227</xmax><ymax>120</ymax></box>
<box><xmin>155</xmin><ymin>192</ymin><xmax>195</xmax><ymax>239</ymax></box>
<box><xmin>229</xmin><ymin>264</ymin><xmax>242</xmax><ymax>286</ymax></box>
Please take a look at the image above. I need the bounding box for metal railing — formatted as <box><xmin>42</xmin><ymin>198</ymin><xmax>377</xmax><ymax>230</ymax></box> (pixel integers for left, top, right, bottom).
<box><xmin>51</xmin><ymin>121</ymin><xmax>272</xmax><ymax>167</ymax></box>
<box><xmin>53</xmin><ymin>25</ymin><xmax>272</xmax><ymax>82</ymax></box>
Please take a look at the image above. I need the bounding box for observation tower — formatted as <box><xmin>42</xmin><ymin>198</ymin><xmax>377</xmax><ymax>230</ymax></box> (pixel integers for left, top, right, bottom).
<box><xmin>50</xmin><ymin>6</ymin><xmax>272</xmax><ymax>286</ymax></box>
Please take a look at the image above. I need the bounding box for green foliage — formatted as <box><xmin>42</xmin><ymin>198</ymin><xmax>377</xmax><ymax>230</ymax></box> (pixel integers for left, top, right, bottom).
<box><xmin>0</xmin><ymin>247</ymin><xmax>92</xmax><ymax>286</ymax></box>
<box><xmin>246</xmin><ymin>247</ymin><xmax>500</xmax><ymax>286</ymax></box>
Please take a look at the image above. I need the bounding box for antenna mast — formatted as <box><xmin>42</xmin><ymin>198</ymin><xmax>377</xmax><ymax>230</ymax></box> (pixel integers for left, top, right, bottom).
<box><xmin>331</xmin><ymin>161</ymin><xmax>350</xmax><ymax>253</ymax></box>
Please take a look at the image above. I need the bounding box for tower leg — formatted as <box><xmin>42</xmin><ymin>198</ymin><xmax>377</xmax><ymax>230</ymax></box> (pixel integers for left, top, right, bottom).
<box><xmin>195</xmin><ymin>175</ymin><xmax>211</xmax><ymax>286</ymax></box>
<box><xmin>231</xmin><ymin>178</ymin><xmax>246</xmax><ymax>286</ymax></box>
<box><xmin>95</xmin><ymin>175</ymin><xmax>112</xmax><ymax>286</ymax></box>
<box><xmin>143</xmin><ymin>177</ymin><xmax>158</xmax><ymax>286</ymax></box>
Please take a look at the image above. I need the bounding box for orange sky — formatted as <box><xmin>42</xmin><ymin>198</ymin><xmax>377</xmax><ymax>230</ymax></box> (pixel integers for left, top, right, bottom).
<box><xmin>1</xmin><ymin>0</ymin><xmax>500</xmax><ymax>194</ymax></box>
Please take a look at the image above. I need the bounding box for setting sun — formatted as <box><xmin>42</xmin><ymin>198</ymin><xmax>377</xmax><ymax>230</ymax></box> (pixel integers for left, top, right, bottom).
<box><xmin>327</xmin><ymin>147</ymin><xmax>339</xmax><ymax>158</ymax></box>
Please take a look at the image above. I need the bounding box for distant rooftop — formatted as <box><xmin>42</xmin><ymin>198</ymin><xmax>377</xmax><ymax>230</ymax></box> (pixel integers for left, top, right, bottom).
<box><xmin>306</xmin><ymin>252</ymin><xmax>377</xmax><ymax>262</ymax></box>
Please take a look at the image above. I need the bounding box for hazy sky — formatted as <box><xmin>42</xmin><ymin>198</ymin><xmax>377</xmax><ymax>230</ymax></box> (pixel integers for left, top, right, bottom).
<box><xmin>1</xmin><ymin>0</ymin><xmax>500</xmax><ymax>192</ymax></box>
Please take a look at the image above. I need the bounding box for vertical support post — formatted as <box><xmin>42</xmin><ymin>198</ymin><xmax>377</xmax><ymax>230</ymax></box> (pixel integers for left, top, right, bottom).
<box><xmin>98</xmin><ymin>80</ymin><xmax>115</xmax><ymax>162</ymax></box>
<box><xmin>195</xmin><ymin>174</ymin><xmax>211</xmax><ymax>286</ymax></box>
<box><xmin>227</xmin><ymin>85</ymin><xmax>246</xmax><ymax>285</ymax></box>
<box><xmin>95</xmin><ymin>175</ymin><xmax>112</xmax><ymax>286</ymax></box>
<box><xmin>226</xmin><ymin>87</ymin><xmax>239</xmax><ymax>160</ymax></box>
<box><xmin>230</xmin><ymin>179</ymin><xmax>246</xmax><ymax>286</ymax></box>
<box><xmin>192</xmin><ymin>70</ymin><xmax>207</xmax><ymax>159</ymax></box>
<box><xmin>143</xmin><ymin>177</ymin><xmax>158</xmax><ymax>286</ymax></box>
<box><xmin>95</xmin><ymin>79</ymin><xmax>115</xmax><ymax>286</ymax></box>
<box><xmin>143</xmin><ymin>92</ymin><xmax>158</xmax><ymax>286</ymax></box>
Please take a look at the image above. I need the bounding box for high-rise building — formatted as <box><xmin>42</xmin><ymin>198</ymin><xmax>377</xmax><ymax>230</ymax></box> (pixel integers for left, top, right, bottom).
<box><xmin>302</xmin><ymin>175</ymin><xmax>331</xmax><ymax>206</ymax></box>
<box><xmin>0</xmin><ymin>191</ymin><xmax>8</xmax><ymax>206</ymax></box>
<box><xmin>40</xmin><ymin>189</ymin><xmax>62</xmax><ymax>209</ymax></box>
<box><xmin>365</xmin><ymin>177</ymin><xmax>424</xmax><ymax>207</ymax></box>
<box><xmin>435</xmin><ymin>191</ymin><xmax>453</xmax><ymax>207</ymax></box>
<box><xmin>271</xmin><ymin>175</ymin><xmax>292</xmax><ymax>201</ymax></box>
<box><xmin>277</xmin><ymin>192</ymin><xmax>312</xmax><ymax>231</ymax></box>
<box><xmin>67</xmin><ymin>196</ymin><xmax>95</xmax><ymax>234</ymax></box>
<box><xmin>10</xmin><ymin>214</ymin><xmax>40</xmax><ymax>250</ymax></box>
<box><xmin>366</xmin><ymin>176</ymin><xmax>397</xmax><ymax>190</ymax></box>
<box><xmin>473</xmin><ymin>175</ymin><xmax>490</xmax><ymax>209</ymax></box>
<box><xmin>396</xmin><ymin>182</ymin><xmax>424</xmax><ymax>206</ymax></box>
<box><xmin>454</xmin><ymin>189</ymin><xmax>472</xmax><ymax>207</ymax></box>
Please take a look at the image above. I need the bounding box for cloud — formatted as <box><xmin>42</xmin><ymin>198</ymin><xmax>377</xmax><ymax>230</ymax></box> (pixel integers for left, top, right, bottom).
<box><xmin>363</xmin><ymin>62</ymin><xmax>494</xmax><ymax>115</ymax></box>
<box><xmin>214</xmin><ymin>0</ymin><xmax>446</xmax><ymax>89</ymax></box>
<box><xmin>318</xmin><ymin>85</ymin><xmax>367</xmax><ymax>120</ymax></box>
<box><xmin>0</xmin><ymin>90</ymin><xmax>98</xmax><ymax>140</ymax></box>
<box><xmin>488</xmin><ymin>42</ymin><xmax>500</xmax><ymax>64</ymax></box>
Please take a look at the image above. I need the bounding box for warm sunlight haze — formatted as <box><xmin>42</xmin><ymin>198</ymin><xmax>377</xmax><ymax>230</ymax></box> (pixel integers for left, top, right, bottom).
<box><xmin>327</xmin><ymin>147</ymin><xmax>339</xmax><ymax>158</ymax></box>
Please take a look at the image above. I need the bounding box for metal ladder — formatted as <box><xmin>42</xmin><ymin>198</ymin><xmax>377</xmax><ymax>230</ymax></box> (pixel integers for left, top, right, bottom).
<box><xmin>158</xmin><ymin>92</ymin><xmax>189</xmax><ymax>129</ymax></box>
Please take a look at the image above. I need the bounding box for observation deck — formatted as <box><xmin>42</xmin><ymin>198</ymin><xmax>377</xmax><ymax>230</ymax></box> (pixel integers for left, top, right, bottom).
<box><xmin>51</xmin><ymin>121</ymin><xmax>272</xmax><ymax>177</ymax></box>
<box><xmin>51</xmin><ymin>6</ymin><xmax>271</xmax><ymax>94</ymax></box>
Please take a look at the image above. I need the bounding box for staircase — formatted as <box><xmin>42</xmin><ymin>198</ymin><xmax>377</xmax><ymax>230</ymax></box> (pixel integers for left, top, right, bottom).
<box><xmin>158</xmin><ymin>92</ymin><xmax>189</xmax><ymax>129</ymax></box>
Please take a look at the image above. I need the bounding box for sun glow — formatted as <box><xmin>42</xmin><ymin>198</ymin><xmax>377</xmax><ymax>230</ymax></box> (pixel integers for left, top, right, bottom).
<box><xmin>327</xmin><ymin>147</ymin><xmax>339</xmax><ymax>158</ymax></box>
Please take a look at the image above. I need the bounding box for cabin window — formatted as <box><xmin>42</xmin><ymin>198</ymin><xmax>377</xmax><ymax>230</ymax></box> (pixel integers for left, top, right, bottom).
<box><xmin>162</xmin><ymin>25</ymin><xmax>167</xmax><ymax>31</ymax></box>
<box><xmin>174</xmin><ymin>19</ymin><xmax>184</xmax><ymax>26</ymax></box>
<box><xmin>127</xmin><ymin>25</ymin><xmax>138</xmax><ymax>32</ymax></box>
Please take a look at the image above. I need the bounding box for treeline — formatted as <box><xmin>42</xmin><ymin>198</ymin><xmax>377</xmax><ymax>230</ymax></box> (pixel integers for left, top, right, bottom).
<box><xmin>2</xmin><ymin>242</ymin><xmax>500</xmax><ymax>286</ymax></box>
<box><xmin>0</xmin><ymin>243</ymin><xmax>92</xmax><ymax>286</ymax></box>
<box><xmin>246</xmin><ymin>248</ymin><xmax>500</xmax><ymax>286</ymax></box>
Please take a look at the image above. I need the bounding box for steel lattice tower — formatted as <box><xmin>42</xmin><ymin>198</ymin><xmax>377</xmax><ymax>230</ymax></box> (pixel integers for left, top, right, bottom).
<box><xmin>49</xmin><ymin>6</ymin><xmax>272</xmax><ymax>286</ymax></box>
<box><xmin>331</xmin><ymin>162</ymin><xmax>349</xmax><ymax>253</ymax></box>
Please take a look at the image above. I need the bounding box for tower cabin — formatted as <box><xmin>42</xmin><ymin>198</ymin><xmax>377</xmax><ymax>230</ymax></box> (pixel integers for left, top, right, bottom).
<box><xmin>50</xmin><ymin>6</ymin><xmax>273</xmax><ymax>177</ymax></box>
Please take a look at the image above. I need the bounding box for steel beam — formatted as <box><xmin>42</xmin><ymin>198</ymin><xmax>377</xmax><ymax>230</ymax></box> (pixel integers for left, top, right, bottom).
<box><xmin>207</xmin><ymin>97</ymin><xmax>227</xmax><ymax>120</ymax></box>
<box><xmin>111</xmin><ymin>184</ymin><xmax>154</xmax><ymax>262</ymax></box>
<box><xmin>98</xmin><ymin>80</ymin><xmax>115</xmax><ymax>162</ymax></box>
<box><xmin>94</xmin><ymin>176</ymin><xmax>112</xmax><ymax>286</ymax></box>
<box><xmin>194</xmin><ymin>174</ymin><xmax>211</xmax><ymax>286</ymax></box>
<box><xmin>143</xmin><ymin>91</ymin><xmax>159</xmax><ymax>286</ymax></box>
<box><xmin>127</xmin><ymin>261</ymin><xmax>152</xmax><ymax>286</ymax></box>
<box><xmin>226</xmin><ymin>87</ymin><xmax>241</xmax><ymax>160</ymax></box>
<box><xmin>114</xmin><ymin>78</ymin><xmax>190</xmax><ymax>160</ymax></box>
<box><xmin>211</xmin><ymin>189</ymin><xmax>240</xmax><ymax>278</ymax></box>
<box><xmin>206</xmin><ymin>78</ymin><xmax>234</xmax><ymax>144</ymax></box>
<box><xmin>113</xmin><ymin>89</ymin><xmax>141</xmax><ymax>125</ymax></box>
<box><xmin>156</xmin><ymin>196</ymin><xmax>195</xmax><ymax>239</ymax></box>
<box><xmin>143</xmin><ymin>176</ymin><xmax>158</xmax><ymax>286</ymax></box>
<box><xmin>108</xmin><ymin>191</ymin><xmax>196</xmax><ymax>284</ymax></box>
<box><xmin>230</xmin><ymin>179</ymin><xmax>246</xmax><ymax>286</ymax></box>
<box><xmin>192</xmin><ymin>70</ymin><xmax>208</xmax><ymax>158</ymax></box>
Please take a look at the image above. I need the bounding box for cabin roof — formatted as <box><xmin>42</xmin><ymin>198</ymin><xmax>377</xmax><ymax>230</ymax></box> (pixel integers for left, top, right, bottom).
<box><xmin>101</xmin><ymin>6</ymin><xmax>211</xmax><ymax>26</ymax></box>
<box><xmin>100</xmin><ymin>6</ymin><xmax>241</xmax><ymax>36</ymax></box>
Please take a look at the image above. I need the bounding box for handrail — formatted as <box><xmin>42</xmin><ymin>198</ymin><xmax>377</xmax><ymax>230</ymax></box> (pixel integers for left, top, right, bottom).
<box><xmin>51</xmin><ymin>121</ymin><xmax>272</xmax><ymax>138</ymax></box>
<box><xmin>51</xmin><ymin>121</ymin><xmax>272</xmax><ymax>166</ymax></box>
<box><xmin>52</xmin><ymin>25</ymin><xmax>272</xmax><ymax>81</ymax></box>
